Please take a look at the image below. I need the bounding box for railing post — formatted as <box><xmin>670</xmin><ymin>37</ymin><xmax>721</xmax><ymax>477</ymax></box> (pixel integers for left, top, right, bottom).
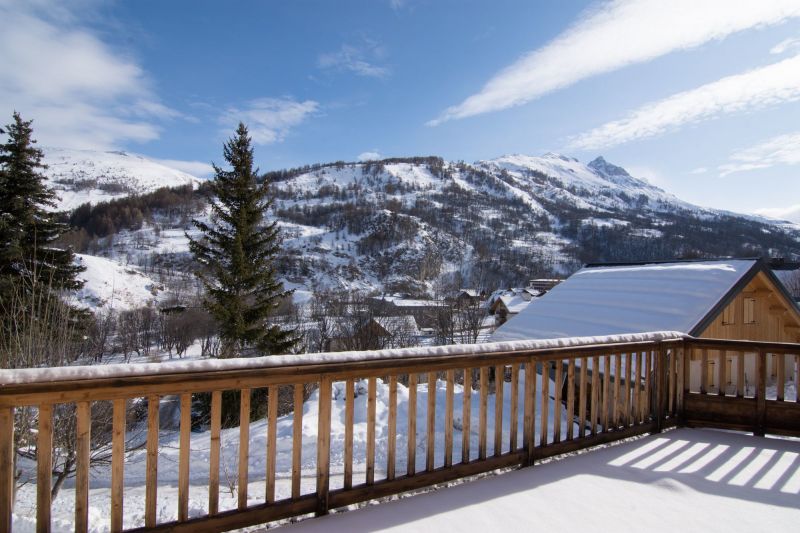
<box><xmin>654</xmin><ymin>343</ymin><xmax>665</xmax><ymax>433</ymax></box>
<box><xmin>677</xmin><ymin>341</ymin><xmax>687</xmax><ymax>425</ymax></box>
<box><xmin>0</xmin><ymin>407</ymin><xmax>13</xmax><ymax>533</ymax></box>
<box><xmin>755</xmin><ymin>350</ymin><xmax>767</xmax><ymax>437</ymax></box>
<box><xmin>316</xmin><ymin>377</ymin><xmax>332</xmax><ymax>516</ymax></box>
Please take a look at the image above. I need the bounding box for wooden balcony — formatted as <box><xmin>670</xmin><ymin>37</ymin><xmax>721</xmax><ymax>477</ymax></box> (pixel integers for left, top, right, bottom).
<box><xmin>0</xmin><ymin>334</ymin><xmax>797</xmax><ymax>532</ymax></box>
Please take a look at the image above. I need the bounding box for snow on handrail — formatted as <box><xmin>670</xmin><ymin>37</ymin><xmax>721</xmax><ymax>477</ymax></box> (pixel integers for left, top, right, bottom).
<box><xmin>0</xmin><ymin>331</ymin><xmax>686</xmax><ymax>386</ymax></box>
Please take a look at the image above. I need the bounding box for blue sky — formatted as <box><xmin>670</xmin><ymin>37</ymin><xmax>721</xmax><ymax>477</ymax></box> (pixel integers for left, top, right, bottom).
<box><xmin>2</xmin><ymin>0</ymin><xmax>800</xmax><ymax>219</ymax></box>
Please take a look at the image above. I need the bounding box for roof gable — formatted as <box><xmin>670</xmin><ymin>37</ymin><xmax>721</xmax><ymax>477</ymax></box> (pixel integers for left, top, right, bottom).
<box><xmin>491</xmin><ymin>259</ymin><xmax>759</xmax><ymax>342</ymax></box>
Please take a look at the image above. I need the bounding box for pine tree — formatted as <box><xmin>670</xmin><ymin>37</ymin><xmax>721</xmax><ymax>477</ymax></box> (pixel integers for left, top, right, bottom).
<box><xmin>0</xmin><ymin>112</ymin><xmax>83</xmax><ymax>301</ymax></box>
<box><xmin>188</xmin><ymin>122</ymin><xmax>296</xmax><ymax>358</ymax></box>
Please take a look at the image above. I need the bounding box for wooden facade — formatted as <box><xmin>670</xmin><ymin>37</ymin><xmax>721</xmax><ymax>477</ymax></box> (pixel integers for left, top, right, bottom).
<box><xmin>690</xmin><ymin>270</ymin><xmax>800</xmax><ymax>392</ymax></box>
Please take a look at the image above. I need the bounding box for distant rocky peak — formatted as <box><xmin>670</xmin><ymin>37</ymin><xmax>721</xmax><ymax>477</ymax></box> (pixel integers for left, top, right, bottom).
<box><xmin>588</xmin><ymin>156</ymin><xmax>631</xmax><ymax>178</ymax></box>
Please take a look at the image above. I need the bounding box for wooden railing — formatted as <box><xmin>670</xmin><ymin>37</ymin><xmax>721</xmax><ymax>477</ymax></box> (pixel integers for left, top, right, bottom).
<box><xmin>0</xmin><ymin>334</ymin><xmax>797</xmax><ymax>532</ymax></box>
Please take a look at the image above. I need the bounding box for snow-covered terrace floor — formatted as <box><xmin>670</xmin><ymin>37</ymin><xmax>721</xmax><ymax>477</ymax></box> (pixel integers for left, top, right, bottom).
<box><xmin>284</xmin><ymin>428</ymin><xmax>800</xmax><ymax>533</ymax></box>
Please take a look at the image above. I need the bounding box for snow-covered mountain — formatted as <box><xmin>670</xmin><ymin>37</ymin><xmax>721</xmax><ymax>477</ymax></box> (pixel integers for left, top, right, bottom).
<box><xmin>48</xmin><ymin>149</ymin><xmax>800</xmax><ymax>306</ymax></box>
<box><xmin>43</xmin><ymin>147</ymin><xmax>201</xmax><ymax>211</ymax></box>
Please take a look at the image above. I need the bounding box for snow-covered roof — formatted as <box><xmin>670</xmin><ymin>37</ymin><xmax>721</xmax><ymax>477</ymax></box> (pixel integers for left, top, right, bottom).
<box><xmin>497</xmin><ymin>294</ymin><xmax>533</xmax><ymax>314</ymax></box>
<box><xmin>373</xmin><ymin>315</ymin><xmax>420</xmax><ymax>335</ymax></box>
<box><xmin>491</xmin><ymin>259</ymin><xmax>760</xmax><ymax>342</ymax></box>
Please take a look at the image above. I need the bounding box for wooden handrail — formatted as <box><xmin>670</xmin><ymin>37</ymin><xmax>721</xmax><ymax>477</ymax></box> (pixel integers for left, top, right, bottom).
<box><xmin>1</xmin><ymin>335</ymin><xmax>797</xmax><ymax>532</ymax></box>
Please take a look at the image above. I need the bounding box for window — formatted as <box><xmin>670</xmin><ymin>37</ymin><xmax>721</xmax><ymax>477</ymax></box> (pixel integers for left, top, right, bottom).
<box><xmin>744</xmin><ymin>297</ymin><xmax>756</xmax><ymax>324</ymax></box>
<box><xmin>722</xmin><ymin>304</ymin><xmax>735</xmax><ymax>325</ymax></box>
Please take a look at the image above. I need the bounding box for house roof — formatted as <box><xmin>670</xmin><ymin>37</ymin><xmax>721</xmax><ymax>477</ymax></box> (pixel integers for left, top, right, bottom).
<box><xmin>373</xmin><ymin>315</ymin><xmax>420</xmax><ymax>335</ymax></box>
<box><xmin>490</xmin><ymin>259</ymin><xmax>797</xmax><ymax>342</ymax></box>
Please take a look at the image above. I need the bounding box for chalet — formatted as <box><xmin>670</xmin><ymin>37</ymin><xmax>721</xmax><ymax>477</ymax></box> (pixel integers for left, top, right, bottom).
<box><xmin>492</xmin><ymin>258</ymin><xmax>800</xmax><ymax>391</ymax></box>
<box><xmin>454</xmin><ymin>289</ymin><xmax>484</xmax><ymax>307</ymax></box>
<box><xmin>487</xmin><ymin>288</ymin><xmax>541</xmax><ymax>325</ymax></box>
<box><xmin>528</xmin><ymin>278</ymin><xmax>563</xmax><ymax>293</ymax></box>
<box><xmin>370</xmin><ymin>295</ymin><xmax>447</xmax><ymax>329</ymax></box>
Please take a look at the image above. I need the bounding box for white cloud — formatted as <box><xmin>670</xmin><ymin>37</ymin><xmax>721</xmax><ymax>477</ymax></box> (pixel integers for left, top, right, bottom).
<box><xmin>689</xmin><ymin>167</ymin><xmax>708</xmax><ymax>174</ymax></box>
<box><xmin>718</xmin><ymin>131</ymin><xmax>800</xmax><ymax>177</ymax></box>
<box><xmin>358</xmin><ymin>151</ymin><xmax>383</xmax><ymax>161</ymax></box>
<box><xmin>318</xmin><ymin>41</ymin><xmax>389</xmax><ymax>79</ymax></box>
<box><xmin>389</xmin><ymin>0</ymin><xmax>406</xmax><ymax>10</ymax></box>
<box><xmin>0</xmin><ymin>1</ymin><xmax>182</xmax><ymax>149</ymax></box>
<box><xmin>753</xmin><ymin>204</ymin><xmax>800</xmax><ymax>223</ymax></box>
<box><xmin>770</xmin><ymin>36</ymin><xmax>800</xmax><ymax>54</ymax></box>
<box><xmin>221</xmin><ymin>98</ymin><xmax>319</xmax><ymax>145</ymax></box>
<box><xmin>568</xmin><ymin>55</ymin><xmax>800</xmax><ymax>150</ymax></box>
<box><xmin>152</xmin><ymin>158</ymin><xmax>214</xmax><ymax>178</ymax></box>
<box><xmin>429</xmin><ymin>0</ymin><xmax>800</xmax><ymax>125</ymax></box>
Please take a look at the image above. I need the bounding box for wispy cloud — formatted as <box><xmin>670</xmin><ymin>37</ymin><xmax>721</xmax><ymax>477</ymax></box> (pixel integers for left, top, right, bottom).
<box><xmin>567</xmin><ymin>55</ymin><xmax>800</xmax><ymax>150</ymax></box>
<box><xmin>318</xmin><ymin>40</ymin><xmax>389</xmax><ymax>79</ymax></box>
<box><xmin>221</xmin><ymin>98</ymin><xmax>319</xmax><ymax>145</ymax></box>
<box><xmin>429</xmin><ymin>0</ymin><xmax>800</xmax><ymax>126</ymax></box>
<box><xmin>770</xmin><ymin>36</ymin><xmax>800</xmax><ymax>54</ymax></box>
<box><xmin>718</xmin><ymin>131</ymin><xmax>800</xmax><ymax>177</ymax></box>
<box><xmin>0</xmin><ymin>0</ymin><xmax>184</xmax><ymax>149</ymax></box>
<box><xmin>689</xmin><ymin>167</ymin><xmax>708</xmax><ymax>175</ymax></box>
<box><xmin>357</xmin><ymin>150</ymin><xmax>383</xmax><ymax>161</ymax></box>
<box><xmin>753</xmin><ymin>204</ymin><xmax>800</xmax><ymax>222</ymax></box>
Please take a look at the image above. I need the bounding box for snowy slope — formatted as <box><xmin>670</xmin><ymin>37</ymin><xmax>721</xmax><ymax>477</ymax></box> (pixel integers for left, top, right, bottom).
<box><xmin>75</xmin><ymin>254</ymin><xmax>164</xmax><ymax>311</ymax></box>
<box><xmin>43</xmin><ymin>147</ymin><xmax>202</xmax><ymax>211</ymax></box>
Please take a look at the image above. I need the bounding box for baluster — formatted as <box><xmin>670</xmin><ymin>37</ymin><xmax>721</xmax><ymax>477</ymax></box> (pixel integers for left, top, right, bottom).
<box><xmin>37</xmin><ymin>404</ymin><xmax>53</xmax><ymax>533</ymax></box>
<box><xmin>540</xmin><ymin>361</ymin><xmax>550</xmax><ymax>447</ymax></box>
<box><xmin>494</xmin><ymin>365</ymin><xmax>504</xmax><ymax>457</ymax></box>
<box><xmin>613</xmin><ymin>354</ymin><xmax>622</xmax><ymax>427</ymax></box>
<box><xmin>776</xmin><ymin>353</ymin><xmax>785</xmax><ymax>401</ymax></box>
<box><xmin>700</xmin><ymin>349</ymin><xmax>708</xmax><ymax>394</ymax></box>
<box><xmin>445</xmin><ymin>370</ymin><xmax>454</xmax><ymax>467</ymax></box>
<box><xmin>590</xmin><ymin>356</ymin><xmax>599</xmax><ymax>435</ymax></box>
<box><xmin>553</xmin><ymin>360</ymin><xmax>562</xmax><ymax>443</ymax></box>
<box><xmin>644</xmin><ymin>350</ymin><xmax>652</xmax><ymax>419</ymax></box>
<box><xmin>145</xmin><ymin>395</ymin><xmax>159</xmax><ymax>528</ymax></box>
<box><xmin>209</xmin><ymin>391</ymin><xmax>221</xmax><ymax>513</ymax></box>
<box><xmin>479</xmin><ymin>367</ymin><xmax>488</xmax><ymax>460</ymax></box>
<box><xmin>388</xmin><ymin>375</ymin><xmax>398</xmax><ymax>479</ymax></box>
<box><xmin>566</xmin><ymin>359</ymin><xmax>575</xmax><ymax>440</ymax></box>
<box><xmin>509</xmin><ymin>364</ymin><xmax>519</xmax><ymax>452</ymax></box>
<box><xmin>407</xmin><ymin>374</ymin><xmax>417</xmax><ymax>476</ymax></box>
<box><xmin>718</xmin><ymin>350</ymin><xmax>727</xmax><ymax>397</ymax></box>
<box><xmin>344</xmin><ymin>380</ymin><xmax>354</xmax><ymax>487</ymax></box>
<box><xmin>602</xmin><ymin>355</ymin><xmax>611</xmax><ymax>432</ymax></box>
<box><xmin>0</xmin><ymin>408</ymin><xmax>13</xmax><ymax>533</ymax></box>
<box><xmin>266</xmin><ymin>387</ymin><xmax>278</xmax><ymax>503</ymax></box>
<box><xmin>111</xmin><ymin>400</ymin><xmax>125</xmax><ymax>532</ymax></box>
<box><xmin>462</xmin><ymin>369</ymin><xmax>472</xmax><ymax>464</ymax></box>
<box><xmin>523</xmin><ymin>362</ymin><xmax>534</xmax><ymax>464</ymax></box>
<box><xmin>668</xmin><ymin>349</ymin><xmax>676</xmax><ymax>415</ymax></box>
<box><xmin>367</xmin><ymin>377</ymin><xmax>377</xmax><ymax>484</ymax></box>
<box><xmin>426</xmin><ymin>372</ymin><xmax>436</xmax><ymax>471</ymax></box>
<box><xmin>292</xmin><ymin>385</ymin><xmax>303</xmax><ymax>498</ymax></box>
<box><xmin>238</xmin><ymin>389</ymin><xmax>251</xmax><ymax>510</ymax></box>
<box><xmin>737</xmin><ymin>351</ymin><xmax>745</xmax><ymax>398</ymax></box>
<box><xmin>178</xmin><ymin>393</ymin><xmax>191</xmax><ymax>521</ymax></box>
<box><xmin>579</xmin><ymin>358</ymin><xmax>588</xmax><ymax>437</ymax></box>
<box><xmin>75</xmin><ymin>402</ymin><xmax>90</xmax><ymax>533</ymax></box>
<box><xmin>316</xmin><ymin>377</ymin><xmax>332</xmax><ymax>516</ymax></box>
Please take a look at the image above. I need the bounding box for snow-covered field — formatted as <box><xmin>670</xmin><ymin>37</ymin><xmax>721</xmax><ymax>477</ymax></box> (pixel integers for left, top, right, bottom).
<box><xmin>286</xmin><ymin>427</ymin><xmax>800</xmax><ymax>533</ymax></box>
<box><xmin>12</xmin><ymin>371</ymin><xmax>571</xmax><ymax>532</ymax></box>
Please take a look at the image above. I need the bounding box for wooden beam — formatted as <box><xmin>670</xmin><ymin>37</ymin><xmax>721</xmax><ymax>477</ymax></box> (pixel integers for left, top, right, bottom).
<box><xmin>0</xmin><ymin>408</ymin><xmax>13</xmax><ymax>533</ymax></box>
<box><xmin>178</xmin><ymin>393</ymin><xmax>191</xmax><ymax>521</ymax></box>
<box><xmin>266</xmin><ymin>387</ymin><xmax>278</xmax><ymax>503</ymax></box>
<box><xmin>316</xmin><ymin>377</ymin><xmax>332</xmax><ymax>516</ymax></box>
<box><xmin>367</xmin><ymin>377</ymin><xmax>377</xmax><ymax>483</ymax></box>
<box><xmin>238</xmin><ymin>389</ymin><xmax>251</xmax><ymax>510</ymax></box>
<box><xmin>509</xmin><ymin>364</ymin><xmax>519</xmax><ymax>452</ymax></box>
<box><xmin>37</xmin><ymin>404</ymin><xmax>53</xmax><ymax>533</ymax></box>
<box><xmin>493</xmin><ymin>366</ymin><xmax>504</xmax><ymax>457</ymax></box>
<box><xmin>426</xmin><ymin>372</ymin><xmax>436</xmax><ymax>472</ymax></box>
<box><xmin>75</xmin><ymin>402</ymin><xmax>91</xmax><ymax>533</ymax></box>
<box><xmin>209</xmin><ymin>391</ymin><xmax>221</xmax><ymax>513</ymax></box>
<box><xmin>344</xmin><ymin>380</ymin><xmax>354</xmax><ymax>488</ymax></box>
<box><xmin>145</xmin><ymin>395</ymin><xmax>159</xmax><ymax>528</ymax></box>
<box><xmin>462</xmin><ymin>369</ymin><xmax>472</xmax><ymax>464</ymax></box>
<box><xmin>444</xmin><ymin>370</ymin><xmax>454</xmax><ymax>467</ymax></box>
<box><xmin>387</xmin><ymin>375</ymin><xmax>398</xmax><ymax>479</ymax></box>
<box><xmin>407</xmin><ymin>373</ymin><xmax>417</xmax><ymax>476</ymax></box>
<box><xmin>111</xmin><ymin>399</ymin><xmax>126</xmax><ymax>532</ymax></box>
<box><xmin>292</xmin><ymin>385</ymin><xmax>303</xmax><ymax>498</ymax></box>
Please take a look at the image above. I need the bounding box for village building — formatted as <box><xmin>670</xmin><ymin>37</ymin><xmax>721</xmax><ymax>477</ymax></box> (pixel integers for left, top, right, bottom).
<box><xmin>492</xmin><ymin>258</ymin><xmax>800</xmax><ymax>392</ymax></box>
<box><xmin>487</xmin><ymin>287</ymin><xmax>541</xmax><ymax>325</ymax></box>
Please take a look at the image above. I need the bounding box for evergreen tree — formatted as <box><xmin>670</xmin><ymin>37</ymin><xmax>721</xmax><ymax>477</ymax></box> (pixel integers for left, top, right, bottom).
<box><xmin>0</xmin><ymin>112</ymin><xmax>83</xmax><ymax>301</ymax></box>
<box><xmin>188</xmin><ymin>122</ymin><xmax>296</xmax><ymax>357</ymax></box>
